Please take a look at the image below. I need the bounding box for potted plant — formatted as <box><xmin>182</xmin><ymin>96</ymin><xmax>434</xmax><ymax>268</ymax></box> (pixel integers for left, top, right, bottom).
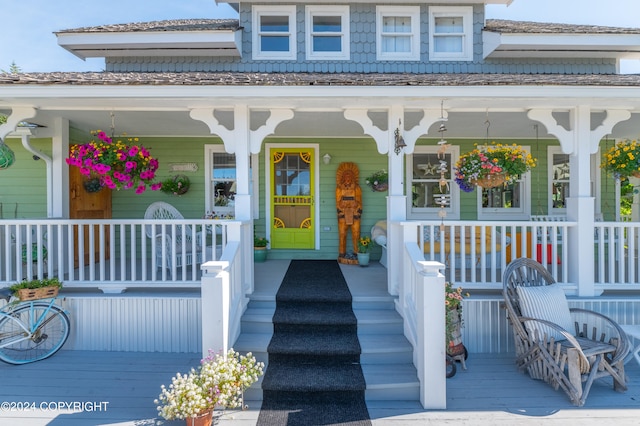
<box><xmin>454</xmin><ymin>143</ymin><xmax>536</xmax><ymax>192</ymax></box>
<box><xmin>365</xmin><ymin>169</ymin><xmax>388</xmax><ymax>192</ymax></box>
<box><xmin>156</xmin><ymin>348</ymin><xmax>264</xmax><ymax>426</ymax></box>
<box><xmin>445</xmin><ymin>282</ymin><xmax>468</xmax><ymax>360</ymax></box>
<box><xmin>356</xmin><ymin>235</ymin><xmax>372</xmax><ymax>267</ymax></box>
<box><xmin>160</xmin><ymin>174</ymin><xmax>191</xmax><ymax>196</ymax></box>
<box><xmin>601</xmin><ymin>139</ymin><xmax>640</xmax><ymax>179</ymax></box>
<box><xmin>9</xmin><ymin>277</ymin><xmax>63</xmax><ymax>301</ymax></box>
<box><xmin>254</xmin><ymin>235</ymin><xmax>269</xmax><ymax>263</ymax></box>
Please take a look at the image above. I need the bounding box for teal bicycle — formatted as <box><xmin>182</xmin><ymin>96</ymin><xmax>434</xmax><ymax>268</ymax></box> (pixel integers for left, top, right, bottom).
<box><xmin>0</xmin><ymin>290</ymin><xmax>70</xmax><ymax>364</ymax></box>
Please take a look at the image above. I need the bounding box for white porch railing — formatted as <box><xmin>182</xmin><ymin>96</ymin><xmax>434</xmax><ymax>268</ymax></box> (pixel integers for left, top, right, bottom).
<box><xmin>0</xmin><ymin>219</ymin><xmax>248</xmax><ymax>293</ymax></box>
<box><xmin>415</xmin><ymin>220</ymin><xmax>572</xmax><ymax>289</ymax></box>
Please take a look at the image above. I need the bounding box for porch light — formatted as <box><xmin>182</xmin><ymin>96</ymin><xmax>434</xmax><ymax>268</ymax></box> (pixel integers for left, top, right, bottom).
<box><xmin>323</xmin><ymin>153</ymin><xmax>332</xmax><ymax>165</ymax></box>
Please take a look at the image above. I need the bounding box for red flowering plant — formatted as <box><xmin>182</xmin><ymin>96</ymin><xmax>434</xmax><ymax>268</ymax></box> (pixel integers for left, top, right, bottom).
<box><xmin>66</xmin><ymin>131</ymin><xmax>161</xmax><ymax>194</ymax></box>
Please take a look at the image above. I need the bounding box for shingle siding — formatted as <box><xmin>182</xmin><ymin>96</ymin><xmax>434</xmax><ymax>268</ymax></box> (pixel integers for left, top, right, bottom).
<box><xmin>79</xmin><ymin>3</ymin><xmax>624</xmax><ymax>75</ymax></box>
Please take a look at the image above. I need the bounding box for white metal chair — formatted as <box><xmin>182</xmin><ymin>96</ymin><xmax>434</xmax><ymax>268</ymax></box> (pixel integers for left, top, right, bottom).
<box><xmin>144</xmin><ymin>201</ymin><xmax>203</xmax><ymax>270</ymax></box>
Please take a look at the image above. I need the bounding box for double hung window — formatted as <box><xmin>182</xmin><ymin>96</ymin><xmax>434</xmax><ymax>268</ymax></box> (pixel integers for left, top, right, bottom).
<box><xmin>253</xmin><ymin>6</ymin><xmax>296</xmax><ymax>60</ymax></box>
<box><xmin>429</xmin><ymin>6</ymin><xmax>473</xmax><ymax>61</ymax></box>
<box><xmin>305</xmin><ymin>6</ymin><xmax>350</xmax><ymax>60</ymax></box>
<box><xmin>376</xmin><ymin>6</ymin><xmax>420</xmax><ymax>61</ymax></box>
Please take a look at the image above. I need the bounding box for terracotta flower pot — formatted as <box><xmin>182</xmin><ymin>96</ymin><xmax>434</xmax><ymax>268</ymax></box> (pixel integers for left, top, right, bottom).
<box><xmin>185</xmin><ymin>411</ymin><xmax>213</xmax><ymax>426</ymax></box>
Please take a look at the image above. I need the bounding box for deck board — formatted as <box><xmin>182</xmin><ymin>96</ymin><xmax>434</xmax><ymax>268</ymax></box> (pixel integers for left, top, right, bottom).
<box><xmin>1</xmin><ymin>350</ymin><xmax>639</xmax><ymax>425</ymax></box>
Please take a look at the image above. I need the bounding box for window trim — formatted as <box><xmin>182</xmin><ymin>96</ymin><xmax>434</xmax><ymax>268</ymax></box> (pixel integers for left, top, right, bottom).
<box><xmin>252</xmin><ymin>5</ymin><xmax>297</xmax><ymax>61</ymax></box>
<box><xmin>204</xmin><ymin>145</ymin><xmax>259</xmax><ymax>219</ymax></box>
<box><xmin>476</xmin><ymin>145</ymin><xmax>532</xmax><ymax>221</ymax></box>
<box><xmin>548</xmin><ymin>146</ymin><xmax>570</xmax><ymax>215</ymax></box>
<box><xmin>305</xmin><ymin>5</ymin><xmax>350</xmax><ymax>60</ymax></box>
<box><xmin>428</xmin><ymin>6</ymin><xmax>473</xmax><ymax>61</ymax></box>
<box><xmin>376</xmin><ymin>6</ymin><xmax>420</xmax><ymax>61</ymax></box>
<box><xmin>407</xmin><ymin>145</ymin><xmax>460</xmax><ymax>220</ymax></box>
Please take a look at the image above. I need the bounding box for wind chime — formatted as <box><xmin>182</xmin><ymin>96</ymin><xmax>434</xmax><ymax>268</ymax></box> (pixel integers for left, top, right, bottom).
<box><xmin>436</xmin><ymin>101</ymin><xmax>450</xmax><ymax>231</ymax></box>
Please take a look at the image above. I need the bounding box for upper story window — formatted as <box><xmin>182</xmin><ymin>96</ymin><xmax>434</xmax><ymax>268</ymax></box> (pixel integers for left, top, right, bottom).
<box><xmin>407</xmin><ymin>145</ymin><xmax>460</xmax><ymax>220</ymax></box>
<box><xmin>429</xmin><ymin>6</ymin><xmax>473</xmax><ymax>61</ymax></box>
<box><xmin>253</xmin><ymin>6</ymin><xmax>296</xmax><ymax>60</ymax></box>
<box><xmin>548</xmin><ymin>146</ymin><xmax>570</xmax><ymax>213</ymax></box>
<box><xmin>305</xmin><ymin>6</ymin><xmax>350</xmax><ymax>60</ymax></box>
<box><xmin>376</xmin><ymin>6</ymin><xmax>420</xmax><ymax>61</ymax></box>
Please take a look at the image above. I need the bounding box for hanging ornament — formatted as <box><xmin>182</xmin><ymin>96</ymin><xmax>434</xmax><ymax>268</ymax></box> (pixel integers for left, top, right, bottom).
<box><xmin>436</xmin><ymin>101</ymin><xmax>450</xmax><ymax>231</ymax></box>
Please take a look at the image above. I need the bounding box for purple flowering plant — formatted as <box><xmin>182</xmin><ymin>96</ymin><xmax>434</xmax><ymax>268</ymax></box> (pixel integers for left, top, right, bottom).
<box><xmin>66</xmin><ymin>131</ymin><xmax>161</xmax><ymax>194</ymax></box>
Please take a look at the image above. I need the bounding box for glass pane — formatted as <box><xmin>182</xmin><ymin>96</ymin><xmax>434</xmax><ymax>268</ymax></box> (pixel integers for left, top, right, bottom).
<box><xmin>434</xmin><ymin>36</ymin><xmax>462</xmax><ymax>53</ymax></box>
<box><xmin>275</xmin><ymin>154</ymin><xmax>311</xmax><ymax>196</ymax></box>
<box><xmin>413</xmin><ymin>153</ymin><xmax>451</xmax><ymax>179</ymax></box>
<box><xmin>313</xmin><ymin>36</ymin><xmax>342</xmax><ymax>52</ymax></box>
<box><xmin>434</xmin><ymin>16</ymin><xmax>463</xmax><ymax>34</ymax></box>
<box><xmin>382</xmin><ymin>35</ymin><xmax>411</xmax><ymax>53</ymax></box>
<box><xmin>383</xmin><ymin>16</ymin><xmax>411</xmax><ymax>33</ymax></box>
<box><xmin>212</xmin><ymin>153</ymin><xmax>236</xmax><ymax>179</ymax></box>
<box><xmin>412</xmin><ymin>153</ymin><xmax>452</xmax><ymax>209</ymax></box>
<box><xmin>313</xmin><ymin>16</ymin><xmax>342</xmax><ymax>32</ymax></box>
<box><xmin>482</xmin><ymin>182</ymin><xmax>521</xmax><ymax>208</ymax></box>
<box><xmin>261</xmin><ymin>16</ymin><xmax>289</xmax><ymax>32</ymax></box>
<box><xmin>261</xmin><ymin>36</ymin><xmax>290</xmax><ymax>52</ymax></box>
<box><xmin>552</xmin><ymin>154</ymin><xmax>570</xmax><ymax>208</ymax></box>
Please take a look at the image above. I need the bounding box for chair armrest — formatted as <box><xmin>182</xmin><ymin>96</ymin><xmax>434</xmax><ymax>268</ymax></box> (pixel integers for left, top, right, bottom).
<box><xmin>518</xmin><ymin>316</ymin><xmax>590</xmax><ymax>365</ymax></box>
<box><xmin>570</xmin><ymin>308</ymin><xmax>631</xmax><ymax>363</ymax></box>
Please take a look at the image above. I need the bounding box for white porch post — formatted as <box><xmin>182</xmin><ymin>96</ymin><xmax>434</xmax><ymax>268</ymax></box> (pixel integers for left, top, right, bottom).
<box><xmin>529</xmin><ymin>107</ymin><xmax>631</xmax><ymax>296</ymax></box>
<box><xmin>387</xmin><ymin>106</ymin><xmax>407</xmax><ymax>296</ymax></box>
<box><xmin>201</xmin><ymin>260</ymin><xmax>231</xmax><ymax>358</ymax></box>
<box><xmin>417</xmin><ymin>260</ymin><xmax>447</xmax><ymax>409</ymax></box>
<box><xmin>52</xmin><ymin>117</ymin><xmax>70</xmax><ymax>218</ymax></box>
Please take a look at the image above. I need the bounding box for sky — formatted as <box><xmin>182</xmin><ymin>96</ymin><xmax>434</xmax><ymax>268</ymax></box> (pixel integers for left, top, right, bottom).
<box><xmin>0</xmin><ymin>0</ymin><xmax>639</xmax><ymax>73</ymax></box>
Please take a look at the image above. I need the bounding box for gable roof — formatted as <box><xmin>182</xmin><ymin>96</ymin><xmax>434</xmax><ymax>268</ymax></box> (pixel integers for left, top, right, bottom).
<box><xmin>484</xmin><ymin>19</ymin><xmax>640</xmax><ymax>35</ymax></box>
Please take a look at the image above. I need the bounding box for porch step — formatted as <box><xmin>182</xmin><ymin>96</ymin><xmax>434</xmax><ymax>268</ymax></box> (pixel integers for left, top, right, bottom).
<box><xmin>237</xmin><ymin>294</ymin><xmax>419</xmax><ymax>402</ymax></box>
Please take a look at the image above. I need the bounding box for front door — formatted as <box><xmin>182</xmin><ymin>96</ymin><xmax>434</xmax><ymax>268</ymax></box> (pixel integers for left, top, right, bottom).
<box><xmin>270</xmin><ymin>148</ymin><xmax>315</xmax><ymax>249</ymax></box>
<box><xmin>69</xmin><ymin>167</ymin><xmax>112</xmax><ymax>267</ymax></box>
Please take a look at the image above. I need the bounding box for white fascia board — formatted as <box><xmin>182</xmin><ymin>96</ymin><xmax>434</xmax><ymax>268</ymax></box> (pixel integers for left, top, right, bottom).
<box><xmin>57</xmin><ymin>30</ymin><xmax>241</xmax><ymax>59</ymax></box>
<box><xmin>485</xmin><ymin>32</ymin><xmax>640</xmax><ymax>59</ymax></box>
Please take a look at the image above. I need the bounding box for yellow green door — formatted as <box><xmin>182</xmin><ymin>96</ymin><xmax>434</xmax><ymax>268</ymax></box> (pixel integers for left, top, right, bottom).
<box><xmin>270</xmin><ymin>148</ymin><xmax>315</xmax><ymax>249</ymax></box>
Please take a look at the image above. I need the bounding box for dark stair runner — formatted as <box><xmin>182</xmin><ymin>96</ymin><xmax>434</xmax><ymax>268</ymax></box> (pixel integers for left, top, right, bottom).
<box><xmin>257</xmin><ymin>260</ymin><xmax>372</xmax><ymax>426</ymax></box>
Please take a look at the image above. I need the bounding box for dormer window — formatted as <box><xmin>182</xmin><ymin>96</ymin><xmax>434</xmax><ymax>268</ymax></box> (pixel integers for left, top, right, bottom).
<box><xmin>429</xmin><ymin>6</ymin><xmax>473</xmax><ymax>61</ymax></box>
<box><xmin>305</xmin><ymin>6</ymin><xmax>350</xmax><ymax>60</ymax></box>
<box><xmin>376</xmin><ymin>6</ymin><xmax>420</xmax><ymax>61</ymax></box>
<box><xmin>253</xmin><ymin>6</ymin><xmax>296</xmax><ymax>60</ymax></box>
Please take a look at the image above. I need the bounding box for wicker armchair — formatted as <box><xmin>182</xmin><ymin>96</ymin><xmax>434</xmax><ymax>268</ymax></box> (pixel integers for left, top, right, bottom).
<box><xmin>144</xmin><ymin>201</ymin><xmax>204</xmax><ymax>270</ymax></box>
<box><xmin>502</xmin><ymin>257</ymin><xmax>629</xmax><ymax>406</ymax></box>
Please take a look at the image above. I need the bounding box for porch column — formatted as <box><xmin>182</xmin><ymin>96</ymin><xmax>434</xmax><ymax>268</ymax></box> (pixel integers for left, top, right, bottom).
<box><xmin>528</xmin><ymin>107</ymin><xmax>631</xmax><ymax>296</ymax></box>
<box><xmin>52</xmin><ymin>117</ymin><xmax>70</xmax><ymax>218</ymax></box>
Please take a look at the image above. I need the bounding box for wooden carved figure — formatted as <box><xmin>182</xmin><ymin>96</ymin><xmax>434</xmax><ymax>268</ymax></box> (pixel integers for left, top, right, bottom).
<box><xmin>336</xmin><ymin>162</ymin><xmax>363</xmax><ymax>258</ymax></box>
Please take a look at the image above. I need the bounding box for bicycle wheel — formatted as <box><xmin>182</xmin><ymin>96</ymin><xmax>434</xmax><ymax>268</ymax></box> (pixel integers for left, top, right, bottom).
<box><xmin>0</xmin><ymin>303</ymin><xmax>70</xmax><ymax>365</ymax></box>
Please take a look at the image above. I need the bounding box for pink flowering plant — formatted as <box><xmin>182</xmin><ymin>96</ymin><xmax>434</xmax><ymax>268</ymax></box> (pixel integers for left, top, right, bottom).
<box><xmin>445</xmin><ymin>282</ymin><xmax>468</xmax><ymax>343</ymax></box>
<box><xmin>66</xmin><ymin>131</ymin><xmax>161</xmax><ymax>194</ymax></box>
<box><xmin>155</xmin><ymin>348</ymin><xmax>264</xmax><ymax>421</ymax></box>
<box><xmin>454</xmin><ymin>143</ymin><xmax>536</xmax><ymax>192</ymax></box>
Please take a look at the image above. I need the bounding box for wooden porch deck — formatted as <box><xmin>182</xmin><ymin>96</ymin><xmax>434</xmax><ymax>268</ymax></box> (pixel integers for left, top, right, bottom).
<box><xmin>1</xmin><ymin>350</ymin><xmax>639</xmax><ymax>425</ymax></box>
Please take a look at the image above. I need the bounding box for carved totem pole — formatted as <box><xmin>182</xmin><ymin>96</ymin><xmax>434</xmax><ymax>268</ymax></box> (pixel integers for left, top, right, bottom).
<box><xmin>336</xmin><ymin>162</ymin><xmax>363</xmax><ymax>263</ymax></box>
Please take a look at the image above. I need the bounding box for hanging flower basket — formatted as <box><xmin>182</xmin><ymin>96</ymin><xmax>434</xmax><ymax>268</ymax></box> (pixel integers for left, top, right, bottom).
<box><xmin>470</xmin><ymin>173</ymin><xmax>506</xmax><ymax>189</ymax></box>
<box><xmin>66</xmin><ymin>131</ymin><xmax>161</xmax><ymax>194</ymax></box>
<box><xmin>455</xmin><ymin>144</ymin><xmax>536</xmax><ymax>192</ymax></box>
<box><xmin>601</xmin><ymin>139</ymin><xmax>640</xmax><ymax>179</ymax></box>
<box><xmin>160</xmin><ymin>174</ymin><xmax>190</xmax><ymax>196</ymax></box>
<box><xmin>0</xmin><ymin>142</ymin><xmax>15</xmax><ymax>170</ymax></box>
<box><xmin>365</xmin><ymin>170</ymin><xmax>388</xmax><ymax>192</ymax></box>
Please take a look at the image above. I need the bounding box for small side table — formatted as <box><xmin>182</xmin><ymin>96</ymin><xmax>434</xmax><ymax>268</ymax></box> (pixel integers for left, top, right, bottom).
<box><xmin>620</xmin><ymin>325</ymin><xmax>640</xmax><ymax>366</ymax></box>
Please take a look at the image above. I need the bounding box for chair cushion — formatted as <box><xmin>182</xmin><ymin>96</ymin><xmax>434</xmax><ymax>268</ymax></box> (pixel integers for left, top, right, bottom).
<box><xmin>516</xmin><ymin>283</ymin><xmax>574</xmax><ymax>341</ymax></box>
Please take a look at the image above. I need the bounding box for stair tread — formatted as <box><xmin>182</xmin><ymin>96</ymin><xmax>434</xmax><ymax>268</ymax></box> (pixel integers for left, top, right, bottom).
<box><xmin>361</xmin><ymin>364</ymin><xmax>419</xmax><ymax>387</ymax></box>
<box><xmin>358</xmin><ymin>334</ymin><xmax>412</xmax><ymax>352</ymax></box>
<box><xmin>268</xmin><ymin>330</ymin><xmax>361</xmax><ymax>355</ymax></box>
<box><xmin>262</xmin><ymin>363</ymin><xmax>366</xmax><ymax>392</ymax></box>
<box><xmin>354</xmin><ymin>309</ymin><xmax>403</xmax><ymax>323</ymax></box>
